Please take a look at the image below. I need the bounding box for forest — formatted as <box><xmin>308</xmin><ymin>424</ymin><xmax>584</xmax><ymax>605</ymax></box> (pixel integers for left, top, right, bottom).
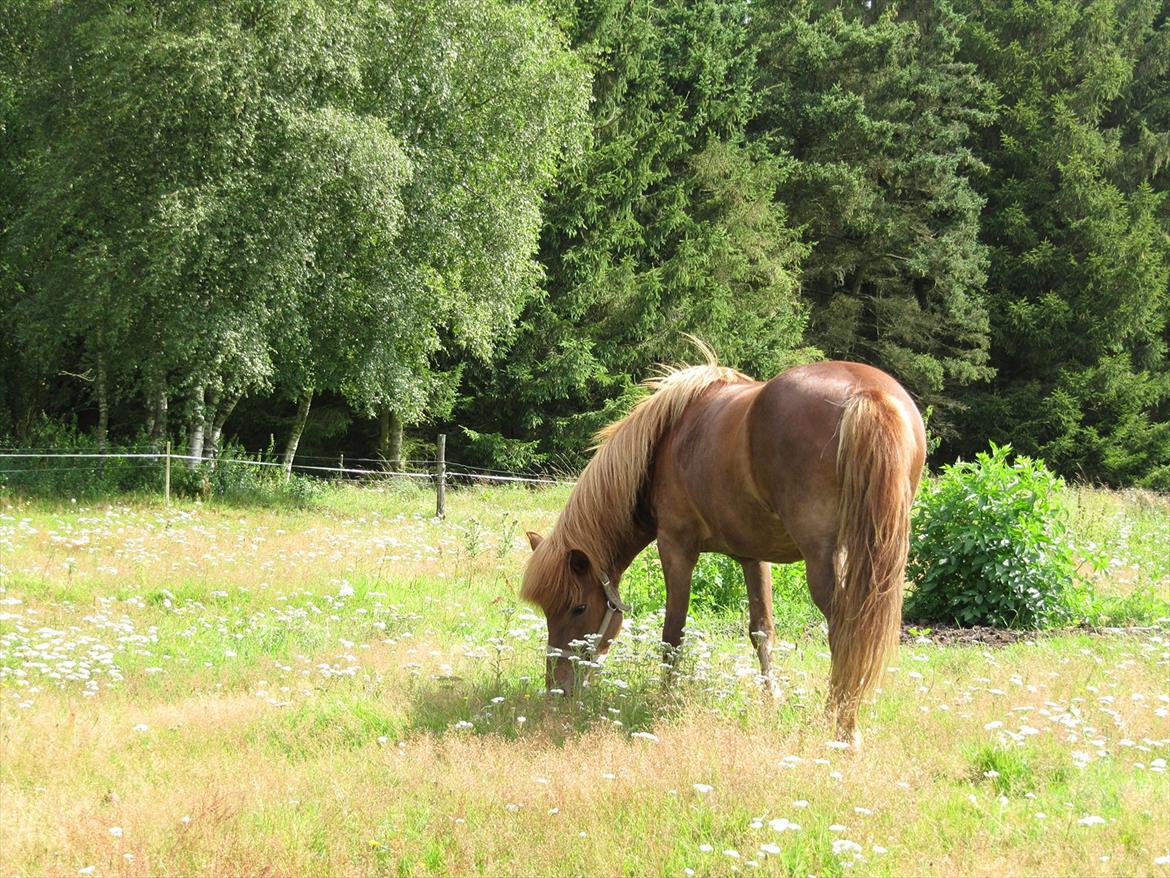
<box><xmin>1</xmin><ymin>0</ymin><xmax>1168</xmax><ymax>488</ymax></box>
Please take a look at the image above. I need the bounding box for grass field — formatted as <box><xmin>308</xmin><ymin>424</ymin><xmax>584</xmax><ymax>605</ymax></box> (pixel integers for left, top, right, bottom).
<box><xmin>1</xmin><ymin>482</ymin><xmax>1168</xmax><ymax>877</ymax></box>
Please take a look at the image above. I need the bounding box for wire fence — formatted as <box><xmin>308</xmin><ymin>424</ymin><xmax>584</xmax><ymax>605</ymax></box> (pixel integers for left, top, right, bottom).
<box><xmin>0</xmin><ymin>439</ymin><xmax>579</xmax><ymax>513</ymax></box>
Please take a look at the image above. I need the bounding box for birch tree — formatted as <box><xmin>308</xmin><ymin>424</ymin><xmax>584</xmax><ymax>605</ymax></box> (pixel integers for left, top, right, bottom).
<box><xmin>3</xmin><ymin>0</ymin><xmax>585</xmax><ymax>471</ymax></box>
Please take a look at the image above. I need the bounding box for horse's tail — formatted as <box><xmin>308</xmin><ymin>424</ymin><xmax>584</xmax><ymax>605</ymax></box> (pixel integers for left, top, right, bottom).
<box><xmin>829</xmin><ymin>389</ymin><xmax>915</xmax><ymax>731</ymax></box>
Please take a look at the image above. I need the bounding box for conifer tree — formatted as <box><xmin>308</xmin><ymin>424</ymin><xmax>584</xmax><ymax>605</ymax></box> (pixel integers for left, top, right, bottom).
<box><xmin>750</xmin><ymin>0</ymin><xmax>996</xmax><ymax>434</ymax></box>
<box><xmin>456</xmin><ymin>0</ymin><xmax>809</xmax><ymax>468</ymax></box>
<box><xmin>954</xmin><ymin>0</ymin><xmax>1170</xmax><ymax>486</ymax></box>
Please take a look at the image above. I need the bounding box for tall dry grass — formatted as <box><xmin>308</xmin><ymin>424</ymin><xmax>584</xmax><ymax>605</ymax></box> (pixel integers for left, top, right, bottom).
<box><xmin>1</xmin><ymin>485</ymin><xmax>1167</xmax><ymax>876</ymax></box>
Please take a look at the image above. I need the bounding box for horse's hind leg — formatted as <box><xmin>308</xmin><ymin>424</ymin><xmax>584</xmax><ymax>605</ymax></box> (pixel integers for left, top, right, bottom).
<box><xmin>742</xmin><ymin>559</ymin><xmax>781</xmax><ymax>698</ymax></box>
<box><xmin>805</xmin><ymin>551</ymin><xmax>862</xmax><ymax>746</ymax></box>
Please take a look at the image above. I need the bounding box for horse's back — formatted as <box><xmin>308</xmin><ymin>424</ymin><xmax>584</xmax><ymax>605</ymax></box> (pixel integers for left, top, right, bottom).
<box><xmin>752</xmin><ymin>361</ymin><xmax>921</xmax><ymax>453</ymax></box>
<box><xmin>649</xmin><ymin>360</ymin><xmax>922</xmax><ymax>563</ymax></box>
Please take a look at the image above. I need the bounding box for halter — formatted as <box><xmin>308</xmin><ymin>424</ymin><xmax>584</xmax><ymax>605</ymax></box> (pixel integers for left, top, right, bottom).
<box><xmin>546</xmin><ymin>574</ymin><xmax>631</xmax><ymax>683</ymax></box>
<box><xmin>594</xmin><ymin>573</ymin><xmax>630</xmax><ymax>646</ymax></box>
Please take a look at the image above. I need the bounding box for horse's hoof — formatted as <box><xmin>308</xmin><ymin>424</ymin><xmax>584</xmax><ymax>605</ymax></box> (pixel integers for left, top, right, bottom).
<box><xmin>835</xmin><ymin>729</ymin><xmax>862</xmax><ymax>751</ymax></box>
<box><xmin>757</xmin><ymin>674</ymin><xmax>782</xmax><ymax>700</ymax></box>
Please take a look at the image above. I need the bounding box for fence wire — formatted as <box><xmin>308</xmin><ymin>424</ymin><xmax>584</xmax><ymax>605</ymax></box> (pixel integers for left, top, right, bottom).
<box><xmin>0</xmin><ymin>450</ymin><xmax>577</xmax><ymax>487</ymax></box>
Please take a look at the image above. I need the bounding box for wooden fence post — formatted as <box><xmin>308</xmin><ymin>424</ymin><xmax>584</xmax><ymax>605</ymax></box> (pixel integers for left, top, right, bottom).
<box><xmin>164</xmin><ymin>440</ymin><xmax>171</xmax><ymax>506</ymax></box>
<box><xmin>435</xmin><ymin>434</ymin><xmax>446</xmax><ymax>519</ymax></box>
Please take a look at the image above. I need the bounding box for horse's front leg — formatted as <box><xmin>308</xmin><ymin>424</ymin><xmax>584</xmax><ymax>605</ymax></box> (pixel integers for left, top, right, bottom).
<box><xmin>657</xmin><ymin>536</ymin><xmax>697</xmax><ymax>683</ymax></box>
<box><xmin>742</xmin><ymin>559</ymin><xmax>781</xmax><ymax>698</ymax></box>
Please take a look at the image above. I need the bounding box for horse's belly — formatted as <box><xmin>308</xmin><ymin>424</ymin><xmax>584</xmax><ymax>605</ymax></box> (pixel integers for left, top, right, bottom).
<box><xmin>697</xmin><ymin>501</ymin><xmax>803</xmax><ymax>563</ymax></box>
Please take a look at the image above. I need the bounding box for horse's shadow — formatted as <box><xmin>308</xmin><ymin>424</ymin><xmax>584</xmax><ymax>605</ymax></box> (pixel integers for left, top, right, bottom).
<box><xmin>398</xmin><ymin>663</ymin><xmax>688</xmax><ymax>745</ymax></box>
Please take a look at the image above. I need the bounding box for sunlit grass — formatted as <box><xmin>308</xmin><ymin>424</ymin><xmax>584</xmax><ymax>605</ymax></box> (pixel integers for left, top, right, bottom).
<box><xmin>1</xmin><ymin>483</ymin><xmax>1168</xmax><ymax>876</ymax></box>
<box><xmin>1070</xmin><ymin>486</ymin><xmax>1170</xmax><ymax>597</ymax></box>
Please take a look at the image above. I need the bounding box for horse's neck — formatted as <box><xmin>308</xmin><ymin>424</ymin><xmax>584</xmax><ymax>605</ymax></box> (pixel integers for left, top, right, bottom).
<box><xmin>608</xmin><ymin>523</ymin><xmax>655</xmax><ymax>581</ymax></box>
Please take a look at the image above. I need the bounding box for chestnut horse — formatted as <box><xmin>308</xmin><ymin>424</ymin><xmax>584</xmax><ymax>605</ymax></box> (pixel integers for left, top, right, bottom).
<box><xmin>521</xmin><ymin>356</ymin><xmax>926</xmax><ymax>741</ymax></box>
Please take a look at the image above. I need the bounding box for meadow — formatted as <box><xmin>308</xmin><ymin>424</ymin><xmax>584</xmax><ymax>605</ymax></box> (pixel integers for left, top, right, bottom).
<box><xmin>1</xmin><ymin>481</ymin><xmax>1168</xmax><ymax>877</ymax></box>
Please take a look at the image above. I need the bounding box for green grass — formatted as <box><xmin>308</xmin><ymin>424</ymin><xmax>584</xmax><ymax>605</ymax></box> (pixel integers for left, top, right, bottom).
<box><xmin>1</xmin><ymin>482</ymin><xmax>1168</xmax><ymax>877</ymax></box>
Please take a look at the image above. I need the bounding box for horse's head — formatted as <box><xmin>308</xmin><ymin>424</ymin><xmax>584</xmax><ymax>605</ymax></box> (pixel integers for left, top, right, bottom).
<box><xmin>522</xmin><ymin>530</ymin><xmax>628</xmax><ymax>693</ymax></box>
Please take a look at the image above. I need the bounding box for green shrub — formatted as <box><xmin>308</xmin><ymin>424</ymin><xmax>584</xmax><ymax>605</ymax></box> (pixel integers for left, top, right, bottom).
<box><xmin>0</xmin><ymin>429</ymin><xmax>326</xmax><ymax>508</ymax></box>
<box><xmin>906</xmin><ymin>443</ymin><xmax>1081</xmax><ymax>628</ymax></box>
<box><xmin>620</xmin><ymin>549</ymin><xmax>747</xmax><ymax>617</ymax></box>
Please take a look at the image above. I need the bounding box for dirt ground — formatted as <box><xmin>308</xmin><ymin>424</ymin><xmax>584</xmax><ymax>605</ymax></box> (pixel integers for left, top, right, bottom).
<box><xmin>900</xmin><ymin>622</ymin><xmax>1162</xmax><ymax>646</ymax></box>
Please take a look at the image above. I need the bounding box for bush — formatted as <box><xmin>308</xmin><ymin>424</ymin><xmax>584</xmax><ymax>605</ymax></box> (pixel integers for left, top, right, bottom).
<box><xmin>618</xmin><ymin>548</ymin><xmax>820</xmax><ymax>633</ymax></box>
<box><xmin>905</xmin><ymin>443</ymin><xmax>1081</xmax><ymax>628</ymax></box>
<box><xmin>173</xmin><ymin>442</ymin><xmax>326</xmax><ymax>507</ymax></box>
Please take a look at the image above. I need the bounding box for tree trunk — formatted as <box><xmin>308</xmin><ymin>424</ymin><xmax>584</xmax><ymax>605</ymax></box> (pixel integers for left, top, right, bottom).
<box><xmin>202</xmin><ymin>388</ymin><xmax>220</xmax><ymax>460</ymax></box>
<box><xmin>206</xmin><ymin>391</ymin><xmax>241</xmax><ymax>460</ymax></box>
<box><xmin>95</xmin><ymin>350</ymin><xmax>109</xmax><ymax>478</ymax></box>
<box><xmin>186</xmin><ymin>386</ymin><xmax>205</xmax><ymax>467</ymax></box>
<box><xmin>148</xmin><ymin>387</ymin><xmax>168</xmax><ymax>451</ymax></box>
<box><xmin>378</xmin><ymin>407</ymin><xmax>403</xmax><ymax>471</ymax></box>
<box><xmin>282</xmin><ymin>389</ymin><xmax>313</xmax><ymax>480</ymax></box>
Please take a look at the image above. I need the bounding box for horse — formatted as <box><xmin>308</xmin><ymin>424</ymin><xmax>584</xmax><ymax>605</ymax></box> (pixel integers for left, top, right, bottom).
<box><xmin>521</xmin><ymin>354</ymin><xmax>926</xmax><ymax>742</ymax></box>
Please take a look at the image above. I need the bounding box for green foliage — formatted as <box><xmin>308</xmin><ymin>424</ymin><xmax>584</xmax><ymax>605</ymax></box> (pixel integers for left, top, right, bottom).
<box><xmin>0</xmin><ymin>429</ymin><xmax>320</xmax><ymax>507</ymax></box>
<box><xmin>769</xmin><ymin>561</ymin><xmax>822</xmax><ymax>635</ymax></box>
<box><xmin>690</xmin><ymin>554</ymin><xmax>747</xmax><ymax>615</ymax></box>
<box><xmin>621</xmin><ymin>550</ymin><xmax>754</xmax><ymax>618</ymax></box>
<box><xmin>1</xmin><ymin>0</ymin><xmax>1168</xmax><ymax>489</ymax></box>
<box><xmin>966</xmin><ymin>744</ymin><xmax>1039</xmax><ymax>797</ymax></box>
<box><xmin>0</xmin><ymin>421</ymin><xmax>160</xmax><ymax>497</ymax></box>
<box><xmin>906</xmin><ymin>443</ymin><xmax>1082</xmax><ymax>628</ymax></box>
<box><xmin>459</xmin><ymin>428</ymin><xmax>547</xmax><ymax>473</ymax></box>
<box><xmin>1</xmin><ymin>0</ymin><xmax>587</xmax><ymax>459</ymax></box>
<box><xmin>619</xmin><ymin>546</ymin><xmax>819</xmax><ymax>634</ymax></box>
<box><xmin>954</xmin><ymin>0</ymin><xmax>1170</xmax><ymax>484</ymax></box>
<box><xmin>455</xmin><ymin>0</ymin><xmax>812</xmax><ymax>470</ymax></box>
<box><xmin>750</xmin><ymin>0</ymin><xmax>996</xmax><ymax>434</ymax></box>
<box><xmin>1083</xmin><ymin>586</ymin><xmax>1170</xmax><ymax>628</ymax></box>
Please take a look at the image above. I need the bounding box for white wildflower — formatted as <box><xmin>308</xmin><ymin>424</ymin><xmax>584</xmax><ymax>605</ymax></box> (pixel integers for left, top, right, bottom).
<box><xmin>832</xmin><ymin>839</ymin><xmax>863</xmax><ymax>856</ymax></box>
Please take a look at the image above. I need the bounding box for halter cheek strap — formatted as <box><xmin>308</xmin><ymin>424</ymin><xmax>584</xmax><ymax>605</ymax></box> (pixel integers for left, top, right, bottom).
<box><xmin>594</xmin><ymin>574</ymin><xmax>630</xmax><ymax>645</ymax></box>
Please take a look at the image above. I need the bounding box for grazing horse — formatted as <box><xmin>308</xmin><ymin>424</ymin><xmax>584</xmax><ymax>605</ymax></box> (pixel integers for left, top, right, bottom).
<box><xmin>521</xmin><ymin>355</ymin><xmax>926</xmax><ymax>741</ymax></box>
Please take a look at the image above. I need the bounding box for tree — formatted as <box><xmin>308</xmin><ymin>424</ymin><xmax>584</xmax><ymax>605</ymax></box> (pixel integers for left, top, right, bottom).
<box><xmin>954</xmin><ymin>0</ymin><xmax>1170</xmax><ymax>486</ymax></box>
<box><xmin>750</xmin><ymin>0</ymin><xmax>997</xmax><ymax>434</ymax></box>
<box><xmin>456</xmin><ymin>0</ymin><xmax>810</xmax><ymax>469</ymax></box>
<box><xmin>2</xmin><ymin>0</ymin><xmax>588</xmax><ymax>473</ymax></box>
<box><xmin>339</xmin><ymin>0</ymin><xmax>589</xmax><ymax>440</ymax></box>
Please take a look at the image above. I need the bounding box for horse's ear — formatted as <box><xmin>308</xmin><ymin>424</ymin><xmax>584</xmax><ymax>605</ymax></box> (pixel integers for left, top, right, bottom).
<box><xmin>526</xmin><ymin>531</ymin><xmax>543</xmax><ymax>551</ymax></box>
<box><xmin>567</xmin><ymin>548</ymin><xmax>591</xmax><ymax>576</ymax></box>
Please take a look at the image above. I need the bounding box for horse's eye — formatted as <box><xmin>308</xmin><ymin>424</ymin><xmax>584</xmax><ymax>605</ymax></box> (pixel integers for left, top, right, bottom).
<box><xmin>570</xmin><ymin>604</ymin><xmax>587</xmax><ymax>616</ymax></box>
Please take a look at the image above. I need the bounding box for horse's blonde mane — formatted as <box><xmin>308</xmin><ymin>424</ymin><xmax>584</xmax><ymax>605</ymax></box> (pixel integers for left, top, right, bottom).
<box><xmin>522</xmin><ymin>345</ymin><xmax>753</xmax><ymax>611</ymax></box>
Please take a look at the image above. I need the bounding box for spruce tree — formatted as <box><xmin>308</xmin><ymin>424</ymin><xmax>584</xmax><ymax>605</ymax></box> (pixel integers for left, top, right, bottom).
<box><xmin>750</xmin><ymin>0</ymin><xmax>996</xmax><ymax>435</ymax></box>
<box><xmin>955</xmin><ymin>0</ymin><xmax>1170</xmax><ymax>486</ymax></box>
<box><xmin>456</xmin><ymin>0</ymin><xmax>809</xmax><ymax>469</ymax></box>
